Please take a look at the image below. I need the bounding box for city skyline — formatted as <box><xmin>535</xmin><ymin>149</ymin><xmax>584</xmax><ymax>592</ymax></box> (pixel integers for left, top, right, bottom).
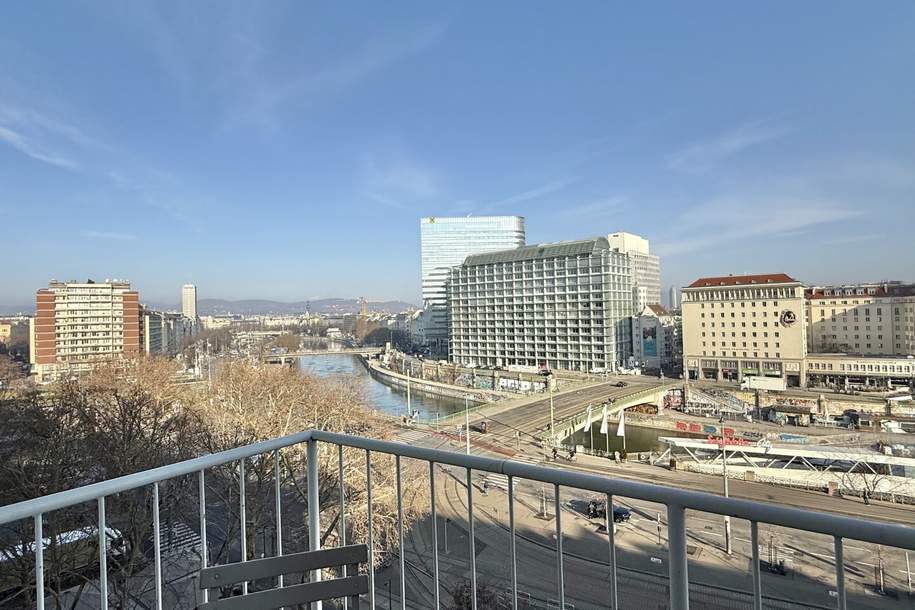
<box><xmin>2</xmin><ymin>3</ymin><xmax>914</xmax><ymax>306</ymax></box>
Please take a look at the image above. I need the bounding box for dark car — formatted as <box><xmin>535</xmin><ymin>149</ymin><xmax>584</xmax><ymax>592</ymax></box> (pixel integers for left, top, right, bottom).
<box><xmin>614</xmin><ymin>381</ymin><xmax>627</xmax><ymax>388</ymax></box>
<box><xmin>612</xmin><ymin>506</ymin><xmax>631</xmax><ymax>523</ymax></box>
<box><xmin>588</xmin><ymin>500</ymin><xmax>631</xmax><ymax>523</ymax></box>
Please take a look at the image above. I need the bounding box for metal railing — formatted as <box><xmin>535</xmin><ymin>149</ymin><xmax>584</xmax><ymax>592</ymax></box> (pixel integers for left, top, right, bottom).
<box><xmin>2</xmin><ymin>428</ymin><xmax>915</xmax><ymax>610</ymax></box>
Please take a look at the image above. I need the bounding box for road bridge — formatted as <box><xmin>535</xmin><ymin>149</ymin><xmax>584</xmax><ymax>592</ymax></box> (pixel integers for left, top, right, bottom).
<box><xmin>470</xmin><ymin>378</ymin><xmax>676</xmax><ymax>444</ymax></box>
<box><xmin>263</xmin><ymin>347</ymin><xmax>383</xmax><ymax>363</ymax></box>
<box><xmin>551</xmin><ymin>382</ymin><xmax>680</xmax><ymax>442</ymax></box>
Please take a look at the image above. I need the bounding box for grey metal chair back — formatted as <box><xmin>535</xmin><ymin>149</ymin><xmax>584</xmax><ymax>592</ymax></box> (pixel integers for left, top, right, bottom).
<box><xmin>197</xmin><ymin>543</ymin><xmax>368</xmax><ymax>609</ymax></box>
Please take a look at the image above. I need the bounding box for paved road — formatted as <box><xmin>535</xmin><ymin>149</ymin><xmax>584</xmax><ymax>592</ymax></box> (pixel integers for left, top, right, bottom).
<box><xmin>390</xmin><ymin>427</ymin><xmax>915</xmax><ymax>609</ymax></box>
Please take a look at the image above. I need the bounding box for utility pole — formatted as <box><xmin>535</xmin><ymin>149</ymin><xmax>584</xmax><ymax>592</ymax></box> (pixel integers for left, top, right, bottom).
<box><xmin>720</xmin><ymin>417</ymin><xmax>732</xmax><ymax>555</ymax></box>
<box><xmin>464</xmin><ymin>395</ymin><xmax>471</xmax><ymax>455</ymax></box>
<box><xmin>406</xmin><ymin>369</ymin><xmax>411</xmax><ymax>417</ymax></box>
<box><xmin>549</xmin><ymin>385</ymin><xmax>555</xmax><ymax>444</ymax></box>
<box><xmin>656</xmin><ymin>512</ymin><xmax>662</xmax><ymax>545</ymax></box>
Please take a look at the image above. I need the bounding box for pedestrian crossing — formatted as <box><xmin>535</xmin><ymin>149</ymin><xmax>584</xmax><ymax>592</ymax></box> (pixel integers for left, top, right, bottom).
<box><xmin>395</xmin><ymin>428</ymin><xmax>431</xmax><ymax>444</ymax></box>
<box><xmin>483</xmin><ymin>473</ymin><xmax>511</xmax><ymax>491</ymax></box>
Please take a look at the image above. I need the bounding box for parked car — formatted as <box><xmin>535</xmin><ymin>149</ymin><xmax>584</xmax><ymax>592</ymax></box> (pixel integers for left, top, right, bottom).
<box><xmin>588</xmin><ymin>500</ymin><xmax>631</xmax><ymax>523</ymax></box>
<box><xmin>612</xmin><ymin>506</ymin><xmax>631</xmax><ymax>523</ymax></box>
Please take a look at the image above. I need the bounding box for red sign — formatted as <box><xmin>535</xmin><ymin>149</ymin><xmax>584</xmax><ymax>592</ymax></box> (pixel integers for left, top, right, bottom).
<box><xmin>688</xmin><ymin>423</ymin><xmax>702</xmax><ymax>433</ymax></box>
<box><xmin>676</xmin><ymin>421</ymin><xmax>688</xmax><ymax>431</ymax></box>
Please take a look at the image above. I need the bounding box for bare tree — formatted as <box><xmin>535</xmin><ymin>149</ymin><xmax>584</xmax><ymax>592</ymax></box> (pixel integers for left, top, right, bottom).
<box><xmin>195</xmin><ymin>361</ymin><xmax>428</xmax><ymax>570</ymax></box>
<box><xmin>0</xmin><ymin>358</ymin><xmax>205</xmax><ymax>609</ymax></box>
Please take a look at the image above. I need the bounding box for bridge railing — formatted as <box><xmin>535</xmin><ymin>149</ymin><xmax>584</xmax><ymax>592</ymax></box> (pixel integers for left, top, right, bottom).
<box><xmin>551</xmin><ymin>383</ymin><xmax>679</xmax><ymax>441</ymax></box>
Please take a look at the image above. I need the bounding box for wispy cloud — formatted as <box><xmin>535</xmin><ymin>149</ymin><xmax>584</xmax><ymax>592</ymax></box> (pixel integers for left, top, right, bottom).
<box><xmin>362</xmin><ymin>143</ymin><xmax>442</xmax><ymax>211</ymax></box>
<box><xmin>656</xmin><ymin>197</ymin><xmax>861</xmax><ymax>256</ymax></box>
<box><xmin>486</xmin><ymin>177</ymin><xmax>578</xmax><ymax>210</ymax></box>
<box><xmin>80</xmin><ymin>230</ymin><xmax>137</xmax><ymax>241</ymax></box>
<box><xmin>668</xmin><ymin>120</ymin><xmax>789</xmax><ymax>173</ymax></box>
<box><xmin>225</xmin><ymin>23</ymin><xmax>447</xmax><ymax>131</ymax></box>
<box><xmin>563</xmin><ymin>196</ymin><xmax>627</xmax><ymax>218</ymax></box>
<box><xmin>0</xmin><ymin>125</ymin><xmax>80</xmax><ymax>170</ymax></box>
<box><xmin>367</xmin><ymin>159</ymin><xmax>439</xmax><ymax>200</ymax></box>
<box><xmin>0</xmin><ymin>88</ymin><xmax>117</xmax><ymax>171</ymax></box>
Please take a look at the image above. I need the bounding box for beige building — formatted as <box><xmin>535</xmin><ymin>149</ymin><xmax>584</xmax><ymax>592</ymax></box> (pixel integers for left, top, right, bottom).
<box><xmin>0</xmin><ymin>322</ymin><xmax>11</xmax><ymax>345</ymax></box>
<box><xmin>806</xmin><ymin>283</ymin><xmax>915</xmax><ymax>356</ymax></box>
<box><xmin>182</xmin><ymin>284</ymin><xmax>198</xmax><ymax>320</ymax></box>
<box><xmin>682</xmin><ymin>274</ymin><xmax>807</xmax><ymax>386</ymax></box>
<box><xmin>806</xmin><ymin>353</ymin><xmax>915</xmax><ymax>386</ymax></box>
<box><xmin>29</xmin><ymin>280</ymin><xmax>141</xmax><ymax>382</ymax></box>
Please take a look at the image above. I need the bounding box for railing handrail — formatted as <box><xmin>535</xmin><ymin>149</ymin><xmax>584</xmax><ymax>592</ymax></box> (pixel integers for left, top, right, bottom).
<box><xmin>2</xmin><ymin>427</ymin><xmax>914</xmax><ymax>553</ymax></box>
<box><xmin>0</xmin><ymin>430</ymin><xmax>315</xmax><ymax>525</ymax></box>
<box><xmin>310</xmin><ymin>430</ymin><xmax>915</xmax><ymax>551</ymax></box>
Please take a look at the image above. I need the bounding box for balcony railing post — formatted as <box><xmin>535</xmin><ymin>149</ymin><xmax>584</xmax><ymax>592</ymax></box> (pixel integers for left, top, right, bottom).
<box><xmin>509</xmin><ymin>476</ymin><xmax>518</xmax><ymax>610</ymax></box>
<box><xmin>307</xmin><ymin>438</ymin><xmax>322</xmax><ymax>609</ymax></box>
<box><xmin>554</xmin><ymin>484</ymin><xmax>565</xmax><ymax>608</ymax></box>
<box><xmin>98</xmin><ymin>497</ymin><xmax>108</xmax><ymax>609</ymax></box>
<box><xmin>239</xmin><ymin>459</ymin><xmax>248</xmax><ymax>595</ymax></box>
<box><xmin>152</xmin><ymin>482</ymin><xmax>163</xmax><ymax>610</ymax></box>
<box><xmin>366</xmin><ymin>449</ymin><xmax>376</xmax><ymax>610</ymax></box>
<box><xmin>667</xmin><ymin>504</ymin><xmax>689</xmax><ymax>610</ymax></box>
<box><xmin>834</xmin><ymin>536</ymin><xmax>847</xmax><ymax>610</ymax></box>
<box><xmin>467</xmin><ymin>467</ymin><xmax>477</xmax><ymax>610</ymax></box>
<box><xmin>751</xmin><ymin>521</ymin><xmax>762</xmax><ymax>610</ymax></box>
<box><xmin>274</xmin><ymin>449</ymin><xmax>283</xmax><ymax>589</ymax></box>
<box><xmin>606</xmin><ymin>493</ymin><xmax>618</xmax><ymax>610</ymax></box>
<box><xmin>198</xmin><ymin>470</ymin><xmax>208</xmax><ymax>604</ymax></box>
<box><xmin>430</xmin><ymin>462</ymin><xmax>441</xmax><ymax>610</ymax></box>
<box><xmin>338</xmin><ymin>445</ymin><xmax>348</xmax><ymax>610</ymax></box>
<box><xmin>396</xmin><ymin>455</ymin><xmax>406</xmax><ymax>610</ymax></box>
<box><xmin>35</xmin><ymin>513</ymin><xmax>44</xmax><ymax>610</ymax></box>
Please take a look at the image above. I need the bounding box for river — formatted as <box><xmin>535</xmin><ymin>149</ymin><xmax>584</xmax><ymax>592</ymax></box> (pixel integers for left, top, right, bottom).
<box><xmin>297</xmin><ymin>354</ymin><xmax>688</xmax><ymax>451</ymax></box>
<box><xmin>565</xmin><ymin>419</ymin><xmax>706</xmax><ymax>454</ymax></box>
<box><xmin>296</xmin><ymin>354</ymin><xmax>466</xmax><ymax>421</ymax></box>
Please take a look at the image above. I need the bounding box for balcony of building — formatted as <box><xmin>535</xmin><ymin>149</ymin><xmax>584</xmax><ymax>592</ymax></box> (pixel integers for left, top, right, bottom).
<box><xmin>1</xmin><ymin>429</ymin><xmax>914</xmax><ymax>609</ymax></box>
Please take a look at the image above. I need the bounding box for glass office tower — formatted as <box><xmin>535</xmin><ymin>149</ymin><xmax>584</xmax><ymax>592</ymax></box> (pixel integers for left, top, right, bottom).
<box><xmin>420</xmin><ymin>216</ymin><xmax>525</xmax><ymax>355</ymax></box>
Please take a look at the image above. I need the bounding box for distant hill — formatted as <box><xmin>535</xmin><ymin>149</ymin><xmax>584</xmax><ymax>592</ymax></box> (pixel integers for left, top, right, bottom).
<box><xmin>197</xmin><ymin>298</ymin><xmax>417</xmax><ymax>316</ymax></box>
<box><xmin>1</xmin><ymin>298</ymin><xmax>417</xmax><ymax>316</ymax></box>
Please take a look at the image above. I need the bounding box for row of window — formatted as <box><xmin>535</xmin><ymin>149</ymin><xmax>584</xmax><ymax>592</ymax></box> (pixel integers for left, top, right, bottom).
<box><xmin>702</xmin><ymin>351</ymin><xmax>782</xmax><ymax>359</ymax></box>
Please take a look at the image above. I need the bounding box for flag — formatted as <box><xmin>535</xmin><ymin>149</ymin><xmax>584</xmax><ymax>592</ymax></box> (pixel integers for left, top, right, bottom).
<box><xmin>580</xmin><ymin>404</ymin><xmax>593</xmax><ymax>432</ymax></box>
<box><xmin>617</xmin><ymin>408</ymin><xmax>626</xmax><ymax>437</ymax></box>
<box><xmin>600</xmin><ymin>404</ymin><xmax>608</xmax><ymax>434</ymax></box>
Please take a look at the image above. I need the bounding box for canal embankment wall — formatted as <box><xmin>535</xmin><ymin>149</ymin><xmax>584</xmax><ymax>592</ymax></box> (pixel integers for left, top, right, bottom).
<box><xmin>357</xmin><ymin>356</ymin><xmax>502</xmax><ymax>404</ymax></box>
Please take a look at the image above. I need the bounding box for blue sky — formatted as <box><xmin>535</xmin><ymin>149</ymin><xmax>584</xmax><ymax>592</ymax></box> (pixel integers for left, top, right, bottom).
<box><xmin>1</xmin><ymin>2</ymin><xmax>913</xmax><ymax>308</ymax></box>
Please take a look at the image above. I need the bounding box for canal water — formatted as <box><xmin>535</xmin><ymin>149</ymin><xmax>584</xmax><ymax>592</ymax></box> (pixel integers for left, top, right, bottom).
<box><xmin>564</xmin><ymin>420</ymin><xmax>705</xmax><ymax>454</ymax></box>
<box><xmin>297</xmin><ymin>354</ymin><xmax>465</xmax><ymax>421</ymax></box>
